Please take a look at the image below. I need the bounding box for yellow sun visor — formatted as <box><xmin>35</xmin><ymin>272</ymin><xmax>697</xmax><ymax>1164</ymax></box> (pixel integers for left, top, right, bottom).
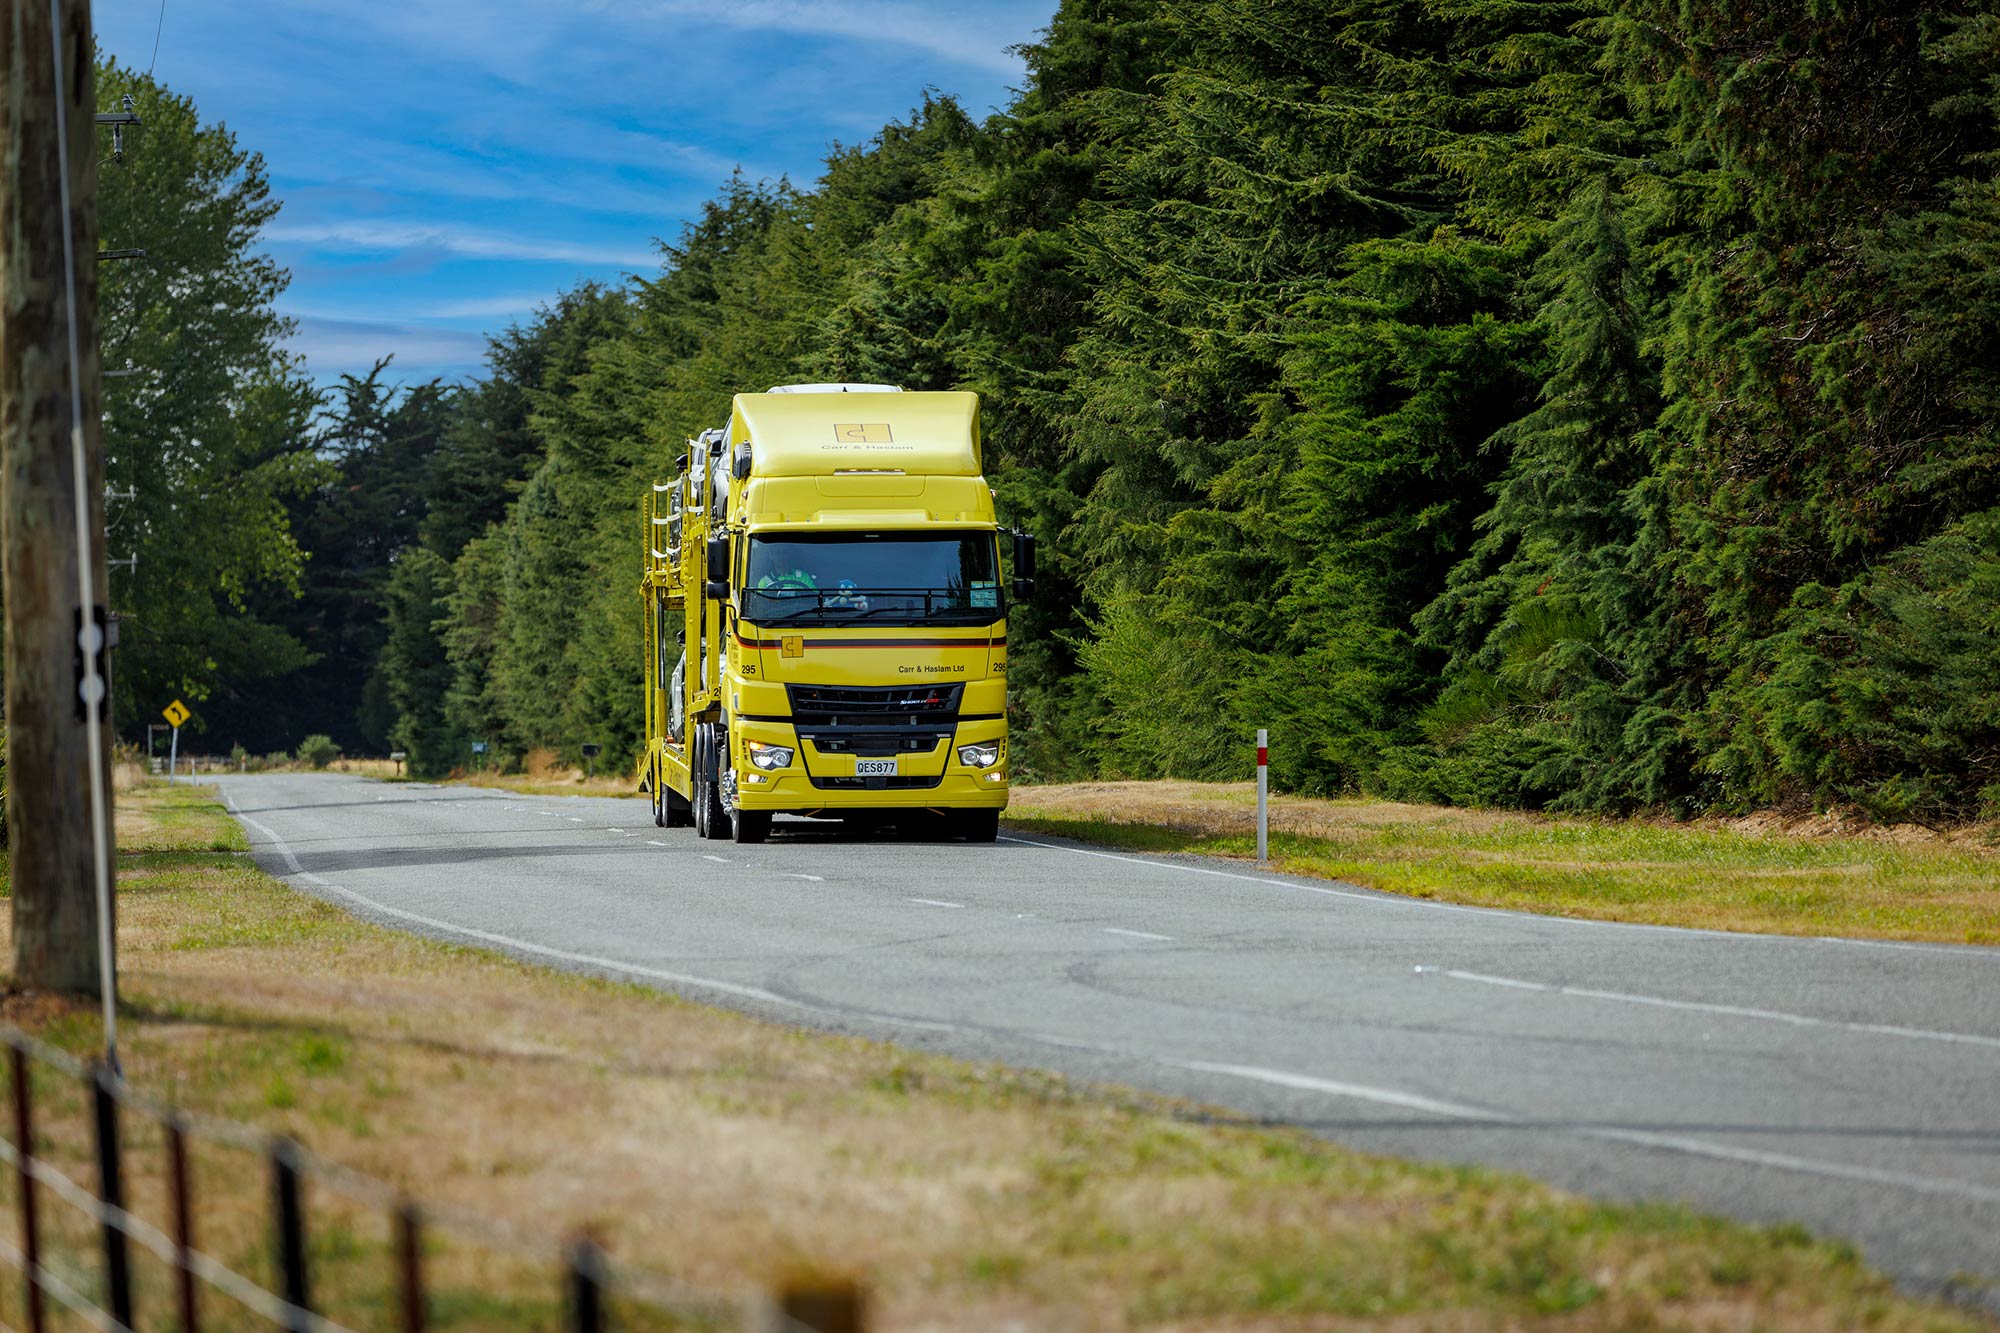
<box><xmin>731</xmin><ymin>391</ymin><xmax>981</xmax><ymax>478</ymax></box>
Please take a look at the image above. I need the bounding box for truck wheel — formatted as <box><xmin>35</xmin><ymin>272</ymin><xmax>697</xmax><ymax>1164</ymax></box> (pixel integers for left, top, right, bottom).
<box><xmin>691</xmin><ymin>733</ymin><xmax>710</xmax><ymax>838</ymax></box>
<box><xmin>652</xmin><ymin>769</ymin><xmax>667</xmax><ymax>827</ymax></box>
<box><xmin>696</xmin><ymin>724</ymin><xmax>731</xmax><ymax>840</ymax></box>
<box><xmin>957</xmin><ymin>809</ymin><xmax>1000</xmax><ymax>843</ymax></box>
<box><xmin>732</xmin><ymin>809</ymin><xmax>771</xmax><ymax>844</ymax></box>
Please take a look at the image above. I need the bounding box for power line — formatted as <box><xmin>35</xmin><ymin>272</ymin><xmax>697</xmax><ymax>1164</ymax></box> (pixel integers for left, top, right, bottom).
<box><xmin>146</xmin><ymin>0</ymin><xmax>167</xmax><ymax>77</ymax></box>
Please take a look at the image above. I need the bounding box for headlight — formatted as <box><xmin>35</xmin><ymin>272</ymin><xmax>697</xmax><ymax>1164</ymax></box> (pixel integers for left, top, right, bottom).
<box><xmin>957</xmin><ymin>742</ymin><xmax>1000</xmax><ymax>769</ymax></box>
<box><xmin>747</xmin><ymin>741</ymin><xmax>793</xmax><ymax>771</ymax></box>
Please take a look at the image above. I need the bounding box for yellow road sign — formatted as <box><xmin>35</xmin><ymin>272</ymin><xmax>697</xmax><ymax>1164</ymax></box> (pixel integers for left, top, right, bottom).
<box><xmin>163</xmin><ymin>699</ymin><xmax>189</xmax><ymax>728</ymax></box>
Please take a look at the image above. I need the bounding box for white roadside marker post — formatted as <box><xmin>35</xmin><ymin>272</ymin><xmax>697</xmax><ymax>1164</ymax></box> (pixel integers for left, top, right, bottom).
<box><xmin>1256</xmin><ymin>728</ymin><xmax>1269</xmax><ymax>864</ymax></box>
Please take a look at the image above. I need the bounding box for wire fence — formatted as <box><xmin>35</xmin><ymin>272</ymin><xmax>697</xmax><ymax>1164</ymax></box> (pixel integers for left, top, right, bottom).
<box><xmin>0</xmin><ymin>1026</ymin><xmax>862</xmax><ymax>1333</ymax></box>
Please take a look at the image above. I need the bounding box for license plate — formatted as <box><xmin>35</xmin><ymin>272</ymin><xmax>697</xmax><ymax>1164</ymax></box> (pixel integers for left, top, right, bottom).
<box><xmin>855</xmin><ymin>759</ymin><xmax>898</xmax><ymax>777</ymax></box>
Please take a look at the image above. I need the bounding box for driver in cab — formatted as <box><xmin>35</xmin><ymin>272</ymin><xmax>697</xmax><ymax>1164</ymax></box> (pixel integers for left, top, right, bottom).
<box><xmin>754</xmin><ymin>565</ymin><xmax>866</xmax><ymax>611</ymax></box>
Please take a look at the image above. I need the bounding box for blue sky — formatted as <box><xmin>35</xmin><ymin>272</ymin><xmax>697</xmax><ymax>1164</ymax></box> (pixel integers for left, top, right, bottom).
<box><xmin>92</xmin><ymin>1</ymin><xmax>1054</xmax><ymax>386</ymax></box>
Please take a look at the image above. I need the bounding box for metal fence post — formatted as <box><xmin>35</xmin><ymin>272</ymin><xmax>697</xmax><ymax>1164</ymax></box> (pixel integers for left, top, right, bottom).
<box><xmin>11</xmin><ymin>1046</ymin><xmax>44</xmax><ymax>1333</ymax></box>
<box><xmin>566</xmin><ymin>1238</ymin><xmax>604</xmax><ymax>1333</ymax></box>
<box><xmin>769</xmin><ymin>1280</ymin><xmax>864</xmax><ymax>1333</ymax></box>
<box><xmin>395</xmin><ymin>1201</ymin><xmax>425</xmax><ymax>1333</ymax></box>
<box><xmin>271</xmin><ymin>1138</ymin><xmax>311</xmax><ymax>1331</ymax></box>
<box><xmin>1255</xmin><ymin>728</ymin><xmax>1269</xmax><ymax>864</ymax></box>
<box><xmin>167</xmin><ymin>1114</ymin><xmax>198</xmax><ymax>1333</ymax></box>
<box><xmin>91</xmin><ymin>1063</ymin><xmax>134</xmax><ymax>1330</ymax></box>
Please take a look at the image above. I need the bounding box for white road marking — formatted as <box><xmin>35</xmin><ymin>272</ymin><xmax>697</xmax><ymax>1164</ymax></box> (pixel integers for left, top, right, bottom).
<box><xmin>537</xmin><ymin>811</ymin><xmax>555</xmax><ymax>816</ymax></box>
<box><xmin>907</xmin><ymin>897</ymin><xmax>963</xmax><ymax>909</ymax></box>
<box><xmin>1418</xmin><ymin>966</ymin><xmax>2000</xmax><ymax>1052</ymax></box>
<box><xmin>1170</xmin><ymin>1058</ymin><xmax>2000</xmax><ymax>1206</ymax></box>
<box><xmin>1103</xmin><ymin>927</ymin><xmax>1172</xmax><ymax>942</ymax></box>
<box><xmin>702</xmin><ymin>855</ymin><xmax>730</xmax><ymax>864</ymax></box>
<box><xmin>996</xmin><ymin>833</ymin><xmax>1993</xmax><ymax>957</ymax></box>
<box><xmin>223</xmin><ymin>797</ymin><xmax>799</xmax><ymax>1011</ymax></box>
<box><xmin>647</xmin><ymin>841</ymin><xmax>669</xmax><ymax>847</ymax></box>
<box><xmin>566</xmin><ymin>817</ymin><xmax>584</xmax><ymax>823</ymax></box>
<box><xmin>784</xmin><ymin>873</ymin><xmax>825</xmax><ymax>882</ymax></box>
<box><xmin>607</xmin><ymin>828</ymin><xmax>625</xmax><ymax>834</ymax></box>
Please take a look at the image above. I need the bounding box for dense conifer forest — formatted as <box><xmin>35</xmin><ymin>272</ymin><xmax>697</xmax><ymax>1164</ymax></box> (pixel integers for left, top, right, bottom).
<box><xmin>137</xmin><ymin>2</ymin><xmax>2000</xmax><ymax>820</ymax></box>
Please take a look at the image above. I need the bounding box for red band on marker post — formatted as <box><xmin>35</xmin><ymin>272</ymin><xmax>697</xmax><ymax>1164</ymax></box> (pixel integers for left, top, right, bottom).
<box><xmin>1257</xmin><ymin>746</ymin><xmax>1268</xmax><ymax>766</ymax></box>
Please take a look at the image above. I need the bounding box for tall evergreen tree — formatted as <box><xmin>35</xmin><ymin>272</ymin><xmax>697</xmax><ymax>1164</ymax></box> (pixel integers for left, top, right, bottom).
<box><xmin>93</xmin><ymin>59</ymin><xmax>327</xmax><ymax>735</ymax></box>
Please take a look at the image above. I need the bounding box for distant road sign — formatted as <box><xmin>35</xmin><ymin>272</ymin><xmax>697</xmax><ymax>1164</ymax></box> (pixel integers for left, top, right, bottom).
<box><xmin>471</xmin><ymin>742</ymin><xmax>488</xmax><ymax>754</ymax></box>
<box><xmin>162</xmin><ymin>700</ymin><xmax>189</xmax><ymax>728</ymax></box>
<box><xmin>581</xmin><ymin>743</ymin><xmax>602</xmax><ymax>758</ymax></box>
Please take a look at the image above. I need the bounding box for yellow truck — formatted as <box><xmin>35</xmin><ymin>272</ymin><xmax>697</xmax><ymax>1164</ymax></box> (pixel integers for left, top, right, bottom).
<box><xmin>640</xmin><ymin>385</ymin><xmax>1032</xmax><ymax>843</ymax></box>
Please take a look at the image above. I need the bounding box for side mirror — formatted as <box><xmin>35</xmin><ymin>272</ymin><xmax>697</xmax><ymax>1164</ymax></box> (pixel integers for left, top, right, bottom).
<box><xmin>1011</xmin><ymin>530</ymin><xmax>1036</xmax><ymax>601</ymax></box>
<box><xmin>732</xmin><ymin>440</ymin><xmax>753</xmax><ymax>480</ymax></box>
<box><xmin>704</xmin><ymin>579</ymin><xmax>729</xmax><ymax>600</ymax></box>
<box><xmin>705</xmin><ymin>536</ymin><xmax>730</xmax><ymax>599</ymax></box>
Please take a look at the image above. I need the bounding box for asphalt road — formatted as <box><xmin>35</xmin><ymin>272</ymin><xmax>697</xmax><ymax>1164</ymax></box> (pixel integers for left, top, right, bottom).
<box><xmin>218</xmin><ymin>772</ymin><xmax>2000</xmax><ymax>1309</ymax></box>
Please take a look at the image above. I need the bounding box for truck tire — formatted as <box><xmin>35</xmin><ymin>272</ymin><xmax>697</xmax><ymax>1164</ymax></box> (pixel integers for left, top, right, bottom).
<box><xmin>695</xmin><ymin>723</ymin><xmax>730</xmax><ymax>840</ymax></box>
<box><xmin>956</xmin><ymin>809</ymin><xmax>999</xmax><ymax>843</ymax></box>
<box><xmin>691</xmin><ymin>732</ymin><xmax>710</xmax><ymax>838</ymax></box>
<box><xmin>731</xmin><ymin>809</ymin><xmax>771</xmax><ymax>844</ymax></box>
<box><xmin>651</xmin><ymin>768</ymin><xmax>667</xmax><ymax>827</ymax></box>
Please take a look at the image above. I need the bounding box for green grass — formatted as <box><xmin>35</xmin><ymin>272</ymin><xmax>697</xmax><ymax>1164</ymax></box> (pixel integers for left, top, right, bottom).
<box><xmin>1006</xmin><ymin>782</ymin><xmax>2000</xmax><ymax>943</ymax></box>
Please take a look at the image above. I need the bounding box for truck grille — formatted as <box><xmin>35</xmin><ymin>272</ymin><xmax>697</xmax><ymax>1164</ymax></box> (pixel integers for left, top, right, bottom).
<box><xmin>810</xmin><ymin>733</ymin><xmax>943</xmax><ymax>758</ymax></box>
<box><xmin>787</xmin><ymin>683</ymin><xmax>963</xmax><ymax>728</ymax></box>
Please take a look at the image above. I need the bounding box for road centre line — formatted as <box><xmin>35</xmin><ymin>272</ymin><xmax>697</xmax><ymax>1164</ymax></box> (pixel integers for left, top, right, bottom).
<box><xmin>995</xmin><ymin>833</ymin><xmax>1992</xmax><ymax>957</ymax></box>
<box><xmin>647</xmin><ymin>841</ymin><xmax>669</xmax><ymax>847</ymax></box>
<box><xmin>907</xmin><ymin>897</ymin><xmax>963</xmax><ymax>909</ymax></box>
<box><xmin>1103</xmin><ymin>927</ymin><xmax>1172</xmax><ymax>942</ymax></box>
<box><xmin>1165</xmin><ymin>1058</ymin><xmax>2000</xmax><ymax>1207</ymax></box>
<box><xmin>702</xmin><ymin>855</ymin><xmax>730</xmax><ymax>864</ymax></box>
<box><xmin>1419</xmin><ymin>966</ymin><xmax>2000</xmax><ymax>1051</ymax></box>
<box><xmin>1021</xmin><ymin>1026</ymin><xmax>2000</xmax><ymax>1205</ymax></box>
<box><xmin>785</xmin><ymin>873</ymin><xmax>825</xmax><ymax>882</ymax></box>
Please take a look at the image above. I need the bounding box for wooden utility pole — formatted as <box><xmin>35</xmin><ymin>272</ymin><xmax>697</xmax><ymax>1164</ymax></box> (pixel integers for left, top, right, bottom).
<box><xmin>1</xmin><ymin>0</ymin><xmax>114</xmax><ymax>994</ymax></box>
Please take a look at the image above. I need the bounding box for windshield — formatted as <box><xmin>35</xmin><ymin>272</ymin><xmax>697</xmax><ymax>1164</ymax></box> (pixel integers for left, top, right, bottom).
<box><xmin>743</xmin><ymin>532</ymin><xmax>1002</xmax><ymax>626</ymax></box>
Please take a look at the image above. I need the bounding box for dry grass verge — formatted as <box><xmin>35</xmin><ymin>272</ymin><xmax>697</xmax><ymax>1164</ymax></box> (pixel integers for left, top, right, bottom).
<box><xmin>0</xmin><ymin>782</ymin><xmax>1989</xmax><ymax>1330</ymax></box>
<box><xmin>1004</xmin><ymin>781</ymin><xmax>2000</xmax><ymax>946</ymax></box>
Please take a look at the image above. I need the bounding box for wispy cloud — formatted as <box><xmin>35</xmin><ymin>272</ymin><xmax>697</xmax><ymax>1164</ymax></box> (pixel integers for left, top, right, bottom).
<box><xmin>278</xmin><ymin>0</ymin><xmax>1040</xmax><ymax>79</ymax></box>
<box><xmin>633</xmin><ymin>1</ymin><xmax>1040</xmax><ymax>75</ymax></box>
<box><xmin>422</xmin><ymin>294</ymin><xmax>558</xmax><ymax>320</ymax></box>
<box><xmin>262</xmin><ymin>221</ymin><xmax>659</xmax><ymax>270</ymax></box>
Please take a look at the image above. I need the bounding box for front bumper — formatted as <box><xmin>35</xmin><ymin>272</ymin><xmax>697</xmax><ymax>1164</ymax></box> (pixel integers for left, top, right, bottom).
<box><xmin>731</xmin><ymin>716</ymin><xmax>1008</xmax><ymax>812</ymax></box>
<box><xmin>734</xmin><ymin>768</ymin><xmax>1009</xmax><ymax>812</ymax></box>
